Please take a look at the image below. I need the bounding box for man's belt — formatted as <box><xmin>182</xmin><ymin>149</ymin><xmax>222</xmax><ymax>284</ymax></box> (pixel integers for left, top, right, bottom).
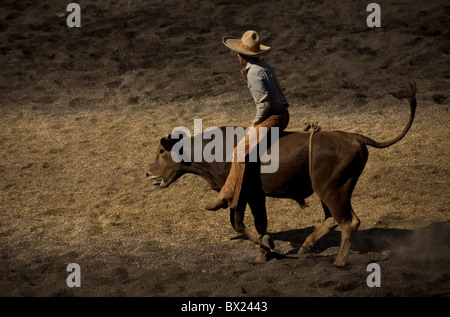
<box><xmin>269</xmin><ymin>104</ymin><xmax>289</xmax><ymax>114</ymax></box>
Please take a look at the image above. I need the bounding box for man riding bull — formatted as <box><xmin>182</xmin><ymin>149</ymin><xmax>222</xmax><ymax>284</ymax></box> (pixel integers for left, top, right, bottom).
<box><xmin>204</xmin><ymin>30</ymin><xmax>290</xmax><ymax>211</ymax></box>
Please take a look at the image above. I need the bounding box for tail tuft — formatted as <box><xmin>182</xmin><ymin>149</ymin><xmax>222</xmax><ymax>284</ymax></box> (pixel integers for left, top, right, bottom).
<box><xmin>388</xmin><ymin>80</ymin><xmax>417</xmax><ymax>101</ymax></box>
<box><xmin>358</xmin><ymin>80</ymin><xmax>417</xmax><ymax>149</ymax></box>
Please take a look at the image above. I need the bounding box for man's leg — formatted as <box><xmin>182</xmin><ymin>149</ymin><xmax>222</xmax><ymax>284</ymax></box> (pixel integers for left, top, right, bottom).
<box><xmin>204</xmin><ymin>145</ymin><xmax>245</xmax><ymax>211</ymax></box>
<box><xmin>205</xmin><ymin>114</ymin><xmax>286</xmax><ymax>211</ymax></box>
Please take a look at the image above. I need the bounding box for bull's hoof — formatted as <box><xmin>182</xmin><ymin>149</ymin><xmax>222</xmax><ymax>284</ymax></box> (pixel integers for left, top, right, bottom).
<box><xmin>204</xmin><ymin>198</ymin><xmax>228</xmax><ymax>211</ymax></box>
<box><xmin>255</xmin><ymin>249</ymin><xmax>269</xmax><ymax>263</ymax></box>
<box><xmin>298</xmin><ymin>246</ymin><xmax>311</xmax><ymax>254</ymax></box>
<box><xmin>333</xmin><ymin>260</ymin><xmax>348</xmax><ymax>268</ymax></box>
<box><xmin>261</xmin><ymin>234</ymin><xmax>275</xmax><ymax>250</ymax></box>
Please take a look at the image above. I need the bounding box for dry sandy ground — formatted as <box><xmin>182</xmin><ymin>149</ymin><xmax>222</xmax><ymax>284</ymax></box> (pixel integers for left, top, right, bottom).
<box><xmin>0</xmin><ymin>0</ymin><xmax>449</xmax><ymax>299</ymax></box>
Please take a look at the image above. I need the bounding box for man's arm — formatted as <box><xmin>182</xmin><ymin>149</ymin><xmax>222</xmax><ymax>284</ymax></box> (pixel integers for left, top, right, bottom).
<box><xmin>247</xmin><ymin>72</ymin><xmax>271</xmax><ymax>126</ymax></box>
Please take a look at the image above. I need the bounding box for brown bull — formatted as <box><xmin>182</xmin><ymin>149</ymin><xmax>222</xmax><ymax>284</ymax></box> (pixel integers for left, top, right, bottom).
<box><xmin>147</xmin><ymin>82</ymin><xmax>417</xmax><ymax>267</ymax></box>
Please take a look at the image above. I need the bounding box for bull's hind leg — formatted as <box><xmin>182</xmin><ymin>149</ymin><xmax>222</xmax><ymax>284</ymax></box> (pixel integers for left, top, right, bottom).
<box><xmin>333</xmin><ymin>207</ymin><xmax>360</xmax><ymax>267</ymax></box>
<box><xmin>299</xmin><ymin>201</ymin><xmax>338</xmax><ymax>254</ymax></box>
<box><xmin>315</xmin><ymin>177</ymin><xmax>361</xmax><ymax>267</ymax></box>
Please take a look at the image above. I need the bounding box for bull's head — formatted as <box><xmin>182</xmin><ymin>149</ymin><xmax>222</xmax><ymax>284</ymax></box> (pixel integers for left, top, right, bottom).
<box><xmin>146</xmin><ymin>133</ymin><xmax>188</xmax><ymax>188</ymax></box>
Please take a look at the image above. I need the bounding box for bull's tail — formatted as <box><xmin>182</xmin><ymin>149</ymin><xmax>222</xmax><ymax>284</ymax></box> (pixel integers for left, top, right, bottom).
<box><xmin>357</xmin><ymin>81</ymin><xmax>417</xmax><ymax>149</ymax></box>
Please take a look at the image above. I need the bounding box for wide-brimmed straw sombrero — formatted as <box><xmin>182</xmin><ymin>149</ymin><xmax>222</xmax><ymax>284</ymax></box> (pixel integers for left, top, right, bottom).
<box><xmin>222</xmin><ymin>30</ymin><xmax>272</xmax><ymax>57</ymax></box>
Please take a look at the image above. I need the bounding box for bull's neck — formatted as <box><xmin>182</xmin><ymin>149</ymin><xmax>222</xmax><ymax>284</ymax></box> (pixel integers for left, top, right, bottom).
<box><xmin>174</xmin><ymin>129</ymin><xmax>231</xmax><ymax>191</ymax></box>
<box><xmin>182</xmin><ymin>160</ymin><xmax>226</xmax><ymax>192</ymax></box>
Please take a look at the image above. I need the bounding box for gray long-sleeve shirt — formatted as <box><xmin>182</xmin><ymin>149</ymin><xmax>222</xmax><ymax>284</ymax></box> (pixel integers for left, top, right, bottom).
<box><xmin>245</xmin><ymin>60</ymin><xmax>288</xmax><ymax>125</ymax></box>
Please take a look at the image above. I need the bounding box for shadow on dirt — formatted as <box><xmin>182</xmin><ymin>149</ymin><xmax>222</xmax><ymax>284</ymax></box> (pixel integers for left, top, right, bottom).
<box><xmin>232</xmin><ymin>221</ymin><xmax>450</xmax><ymax>260</ymax></box>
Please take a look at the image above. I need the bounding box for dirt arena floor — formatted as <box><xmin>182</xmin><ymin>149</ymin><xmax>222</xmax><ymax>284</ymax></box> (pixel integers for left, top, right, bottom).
<box><xmin>0</xmin><ymin>0</ymin><xmax>449</xmax><ymax>298</ymax></box>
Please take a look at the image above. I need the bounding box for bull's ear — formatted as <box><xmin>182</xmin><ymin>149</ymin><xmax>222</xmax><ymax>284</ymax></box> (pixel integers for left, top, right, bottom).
<box><xmin>160</xmin><ymin>133</ymin><xmax>185</xmax><ymax>151</ymax></box>
<box><xmin>160</xmin><ymin>137</ymin><xmax>174</xmax><ymax>151</ymax></box>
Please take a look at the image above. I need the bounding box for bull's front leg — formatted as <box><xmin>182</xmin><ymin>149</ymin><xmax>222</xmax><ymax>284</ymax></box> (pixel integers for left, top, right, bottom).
<box><xmin>230</xmin><ymin>204</ymin><xmax>274</xmax><ymax>262</ymax></box>
<box><xmin>248</xmin><ymin>194</ymin><xmax>274</xmax><ymax>262</ymax></box>
<box><xmin>228</xmin><ymin>160</ymin><xmax>273</xmax><ymax>262</ymax></box>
